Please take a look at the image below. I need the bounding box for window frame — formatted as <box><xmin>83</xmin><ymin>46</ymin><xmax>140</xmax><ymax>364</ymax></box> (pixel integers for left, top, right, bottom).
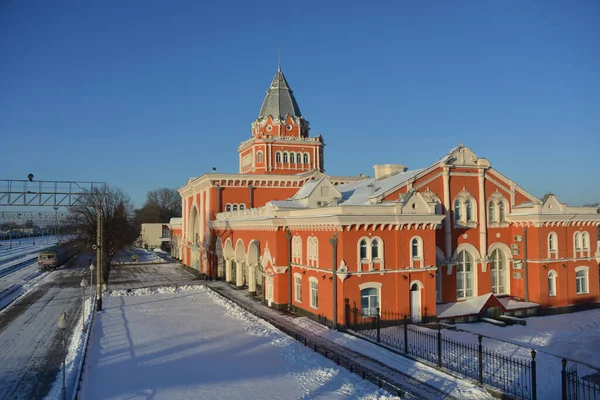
<box><xmin>294</xmin><ymin>273</ymin><xmax>303</xmax><ymax>302</ymax></box>
<box><xmin>575</xmin><ymin>266</ymin><xmax>589</xmax><ymax>295</ymax></box>
<box><xmin>359</xmin><ymin>282</ymin><xmax>382</xmax><ymax>317</ymax></box>
<box><xmin>490</xmin><ymin>248</ymin><xmax>506</xmax><ymax>295</ymax></box>
<box><xmin>256</xmin><ymin>151</ymin><xmax>263</xmax><ymax>163</ymax></box>
<box><xmin>548</xmin><ymin>269</ymin><xmax>557</xmax><ymax>297</ymax></box>
<box><xmin>456</xmin><ymin>250</ymin><xmax>474</xmax><ymax>299</ymax></box>
<box><xmin>309</xmin><ymin>277</ymin><xmax>318</xmax><ymax>309</ymax></box>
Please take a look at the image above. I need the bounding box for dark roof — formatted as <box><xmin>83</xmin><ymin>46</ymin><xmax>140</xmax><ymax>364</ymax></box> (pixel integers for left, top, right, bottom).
<box><xmin>257</xmin><ymin>67</ymin><xmax>302</xmax><ymax>121</ymax></box>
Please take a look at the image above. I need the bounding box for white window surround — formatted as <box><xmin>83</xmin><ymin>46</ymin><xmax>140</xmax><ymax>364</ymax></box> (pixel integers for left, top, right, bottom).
<box><xmin>548</xmin><ymin>232</ymin><xmax>559</xmax><ymax>259</ymax></box>
<box><xmin>292</xmin><ymin>236</ymin><xmax>303</xmax><ymax>263</ymax></box>
<box><xmin>296</xmin><ymin>153</ymin><xmax>302</xmax><ymax>164</ymax></box>
<box><xmin>409</xmin><ymin>236</ymin><xmax>424</xmax><ymax>268</ymax></box>
<box><xmin>294</xmin><ymin>273</ymin><xmax>303</xmax><ymax>302</ymax></box>
<box><xmin>548</xmin><ymin>270</ymin><xmax>557</xmax><ymax>297</ymax></box>
<box><xmin>574</xmin><ymin>232</ymin><xmax>591</xmax><ymax>258</ymax></box>
<box><xmin>453</xmin><ymin>190</ymin><xmax>477</xmax><ymax>227</ymax></box>
<box><xmin>309</xmin><ymin>277</ymin><xmax>318</xmax><ymax>309</ymax></box>
<box><xmin>225</xmin><ymin>203</ymin><xmax>245</xmax><ymax>213</ymax></box>
<box><xmin>257</xmin><ymin>151</ymin><xmax>263</xmax><ymax>163</ymax></box>
<box><xmin>575</xmin><ymin>266</ymin><xmax>589</xmax><ymax>294</ymax></box>
<box><xmin>456</xmin><ymin>250</ymin><xmax>475</xmax><ymax>300</ymax></box>
<box><xmin>303</xmin><ymin>153</ymin><xmax>310</xmax><ymax>165</ymax></box>
<box><xmin>359</xmin><ymin>282</ymin><xmax>382</xmax><ymax>317</ymax></box>
<box><xmin>356</xmin><ymin>237</ymin><xmax>385</xmax><ymax>272</ymax></box>
<box><xmin>490</xmin><ymin>248</ymin><xmax>507</xmax><ymax>295</ymax></box>
<box><xmin>283</xmin><ymin>152</ymin><xmax>289</xmax><ymax>163</ymax></box>
<box><xmin>276</xmin><ymin>152</ymin><xmax>282</xmax><ymax>163</ymax></box>
<box><xmin>307</xmin><ymin>236</ymin><xmax>319</xmax><ymax>267</ymax></box>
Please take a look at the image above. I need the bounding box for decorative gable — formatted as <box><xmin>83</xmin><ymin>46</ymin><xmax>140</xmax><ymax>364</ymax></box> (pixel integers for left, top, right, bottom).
<box><xmin>541</xmin><ymin>194</ymin><xmax>566</xmax><ymax>214</ymax></box>
<box><xmin>400</xmin><ymin>191</ymin><xmax>434</xmax><ymax>214</ymax></box>
<box><xmin>294</xmin><ymin>177</ymin><xmax>342</xmax><ymax>208</ymax></box>
<box><xmin>444</xmin><ymin>145</ymin><xmax>491</xmax><ymax>168</ymax></box>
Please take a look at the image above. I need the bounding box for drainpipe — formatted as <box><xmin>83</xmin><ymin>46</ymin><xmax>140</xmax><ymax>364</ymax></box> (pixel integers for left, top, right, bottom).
<box><xmin>286</xmin><ymin>228</ymin><xmax>292</xmax><ymax>311</ymax></box>
<box><xmin>329</xmin><ymin>232</ymin><xmax>338</xmax><ymax>330</ymax></box>
<box><xmin>249</xmin><ymin>184</ymin><xmax>254</xmax><ymax>209</ymax></box>
<box><xmin>523</xmin><ymin>226</ymin><xmax>529</xmax><ymax>302</ymax></box>
<box><xmin>217</xmin><ymin>185</ymin><xmax>222</xmax><ymax>213</ymax></box>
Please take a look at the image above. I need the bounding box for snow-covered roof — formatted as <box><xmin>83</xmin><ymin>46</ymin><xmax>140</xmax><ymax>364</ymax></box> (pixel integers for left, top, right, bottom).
<box><xmin>336</xmin><ymin>169</ymin><xmax>425</xmax><ymax>205</ymax></box>
<box><xmin>268</xmin><ymin>200</ymin><xmax>308</xmax><ymax>209</ymax></box>
<box><xmin>497</xmin><ymin>297</ymin><xmax>540</xmax><ymax>311</ymax></box>
<box><xmin>292</xmin><ymin>178</ymin><xmax>323</xmax><ymax>200</ymax></box>
<box><xmin>436</xmin><ymin>293</ymin><xmax>504</xmax><ymax>319</ymax></box>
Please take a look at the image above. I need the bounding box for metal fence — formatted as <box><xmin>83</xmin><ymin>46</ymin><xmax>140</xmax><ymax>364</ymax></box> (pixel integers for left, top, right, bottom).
<box><xmin>562</xmin><ymin>360</ymin><xmax>600</xmax><ymax>400</ymax></box>
<box><xmin>344</xmin><ymin>300</ymin><xmax>536</xmax><ymax>400</ymax></box>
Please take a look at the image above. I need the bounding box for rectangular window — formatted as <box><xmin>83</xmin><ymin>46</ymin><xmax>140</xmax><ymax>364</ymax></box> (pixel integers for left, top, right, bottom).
<box><xmin>576</xmin><ymin>271</ymin><xmax>588</xmax><ymax>294</ymax></box>
<box><xmin>310</xmin><ymin>281</ymin><xmax>318</xmax><ymax>309</ymax></box>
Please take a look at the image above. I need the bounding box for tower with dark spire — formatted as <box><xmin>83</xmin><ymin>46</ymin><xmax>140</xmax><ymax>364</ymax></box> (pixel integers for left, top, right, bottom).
<box><xmin>238</xmin><ymin>68</ymin><xmax>325</xmax><ymax>174</ymax></box>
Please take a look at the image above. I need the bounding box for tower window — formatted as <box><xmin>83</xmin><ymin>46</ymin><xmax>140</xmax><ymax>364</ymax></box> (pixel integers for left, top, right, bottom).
<box><xmin>283</xmin><ymin>152</ymin><xmax>289</xmax><ymax>163</ymax></box>
<box><xmin>257</xmin><ymin>151</ymin><xmax>263</xmax><ymax>163</ymax></box>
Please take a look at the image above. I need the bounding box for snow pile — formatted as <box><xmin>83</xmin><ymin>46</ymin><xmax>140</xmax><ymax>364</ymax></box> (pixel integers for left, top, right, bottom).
<box><xmin>106</xmin><ymin>284</ymin><xmax>203</xmax><ymax>297</ymax></box>
<box><xmin>43</xmin><ymin>298</ymin><xmax>93</xmax><ymax>400</ymax></box>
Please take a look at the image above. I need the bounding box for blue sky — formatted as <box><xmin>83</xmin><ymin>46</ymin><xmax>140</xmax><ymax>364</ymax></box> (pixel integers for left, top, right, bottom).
<box><xmin>1</xmin><ymin>0</ymin><xmax>599</xmax><ymax>208</ymax></box>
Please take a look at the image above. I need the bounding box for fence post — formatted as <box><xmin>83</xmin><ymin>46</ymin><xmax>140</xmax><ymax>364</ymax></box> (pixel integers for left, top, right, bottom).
<box><xmin>403</xmin><ymin>314</ymin><xmax>408</xmax><ymax>354</ymax></box>
<box><xmin>561</xmin><ymin>358</ymin><xmax>567</xmax><ymax>400</ymax></box>
<box><xmin>437</xmin><ymin>325</ymin><xmax>442</xmax><ymax>368</ymax></box>
<box><xmin>376</xmin><ymin>307</ymin><xmax>381</xmax><ymax>343</ymax></box>
<box><xmin>353</xmin><ymin>301</ymin><xmax>357</xmax><ymax>331</ymax></box>
<box><xmin>478</xmin><ymin>335</ymin><xmax>483</xmax><ymax>384</ymax></box>
<box><xmin>531</xmin><ymin>350</ymin><xmax>537</xmax><ymax>400</ymax></box>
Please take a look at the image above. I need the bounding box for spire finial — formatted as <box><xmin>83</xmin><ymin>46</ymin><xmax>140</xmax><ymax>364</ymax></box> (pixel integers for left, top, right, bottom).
<box><xmin>277</xmin><ymin>42</ymin><xmax>281</xmax><ymax>71</ymax></box>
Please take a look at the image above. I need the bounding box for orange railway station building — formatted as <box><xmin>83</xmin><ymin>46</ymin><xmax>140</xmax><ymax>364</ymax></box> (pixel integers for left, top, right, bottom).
<box><xmin>174</xmin><ymin>68</ymin><xmax>600</xmax><ymax>325</ymax></box>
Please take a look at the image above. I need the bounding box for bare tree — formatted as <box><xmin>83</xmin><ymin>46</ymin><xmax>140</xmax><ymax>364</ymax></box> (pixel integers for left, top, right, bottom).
<box><xmin>134</xmin><ymin>188</ymin><xmax>181</xmax><ymax>229</ymax></box>
<box><xmin>68</xmin><ymin>186</ymin><xmax>137</xmax><ymax>285</ymax></box>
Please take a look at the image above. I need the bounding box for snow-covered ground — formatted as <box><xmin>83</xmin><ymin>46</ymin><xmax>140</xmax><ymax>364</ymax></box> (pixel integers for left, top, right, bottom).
<box><xmin>79</xmin><ymin>286</ymin><xmax>401</xmax><ymax>400</ymax></box>
<box><xmin>451</xmin><ymin>309</ymin><xmax>600</xmax><ymax>399</ymax></box>
<box><xmin>111</xmin><ymin>247</ymin><xmax>164</xmax><ymax>264</ymax></box>
<box><xmin>0</xmin><ymin>235</ymin><xmax>58</xmax><ymax>264</ymax></box>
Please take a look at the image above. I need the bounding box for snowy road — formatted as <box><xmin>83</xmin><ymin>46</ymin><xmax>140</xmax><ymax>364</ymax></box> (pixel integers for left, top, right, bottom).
<box><xmin>0</xmin><ymin>249</ymin><xmax>197</xmax><ymax>400</ymax></box>
<box><xmin>0</xmin><ymin>253</ymin><xmax>88</xmax><ymax>400</ymax></box>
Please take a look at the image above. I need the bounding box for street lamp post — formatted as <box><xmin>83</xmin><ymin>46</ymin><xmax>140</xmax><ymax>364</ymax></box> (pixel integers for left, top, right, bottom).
<box><xmin>57</xmin><ymin>312</ymin><xmax>67</xmax><ymax>400</ymax></box>
<box><xmin>80</xmin><ymin>279</ymin><xmax>88</xmax><ymax>329</ymax></box>
<box><xmin>89</xmin><ymin>263</ymin><xmax>95</xmax><ymax>302</ymax></box>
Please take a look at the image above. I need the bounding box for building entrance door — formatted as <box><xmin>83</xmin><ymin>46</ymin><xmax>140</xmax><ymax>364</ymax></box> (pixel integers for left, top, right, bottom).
<box><xmin>411</xmin><ymin>283</ymin><xmax>422</xmax><ymax>323</ymax></box>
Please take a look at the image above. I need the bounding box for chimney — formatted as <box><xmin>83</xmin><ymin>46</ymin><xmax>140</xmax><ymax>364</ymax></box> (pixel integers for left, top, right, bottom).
<box><xmin>373</xmin><ymin>164</ymin><xmax>408</xmax><ymax>180</ymax></box>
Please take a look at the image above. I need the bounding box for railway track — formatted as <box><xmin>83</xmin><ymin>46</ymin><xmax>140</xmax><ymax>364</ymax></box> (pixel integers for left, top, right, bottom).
<box><xmin>0</xmin><ymin>257</ymin><xmax>37</xmax><ymax>279</ymax></box>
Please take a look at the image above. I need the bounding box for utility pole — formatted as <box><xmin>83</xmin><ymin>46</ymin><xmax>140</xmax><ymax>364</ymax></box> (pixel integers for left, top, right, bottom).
<box><xmin>96</xmin><ymin>202</ymin><xmax>103</xmax><ymax>311</ymax></box>
<box><xmin>329</xmin><ymin>233</ymin><xmax>338</xmax><ymax>330</ymax></box>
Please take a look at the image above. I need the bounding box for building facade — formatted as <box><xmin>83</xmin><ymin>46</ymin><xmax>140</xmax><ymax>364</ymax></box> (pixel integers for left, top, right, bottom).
<box><xmin>178</xmin><ymin>68</ymin><xmax>600</xmax><ymax>324</ymax></box>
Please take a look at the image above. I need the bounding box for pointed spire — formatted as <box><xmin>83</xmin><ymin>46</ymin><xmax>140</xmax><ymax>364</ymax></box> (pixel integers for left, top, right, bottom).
<box><xmin>257</xmin><ymin>67</ymin><xmax>302</xmax><ymax>120</ymax></box>
<box><xmin>277</xmin><ymin>43</ymin><xmax>281</xmax><ymax>72</ymax></box>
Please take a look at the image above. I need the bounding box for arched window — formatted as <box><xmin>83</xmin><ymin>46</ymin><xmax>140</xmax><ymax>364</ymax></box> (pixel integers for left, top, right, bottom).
<box><xmin>232</xmin><ymin>204</ymin><xmax>238</xmax><ymax>212</ymax></box>
<box><xmin>411</xmin><ymin>238</ymin><xmax>420</xmax><ymax>258</ymax></box>
<box><xmin>361</xmin><ymin>287</ymin><xmax>379</xmax><ymax>317</ymax></box>
<box><xmin>303</xmin><ymin>153</ymin><xmax>309</xmax><ymax>164</ymax></box>
<box><xmin>548</xmin><ymin>270</ymin><xmax>557</xmax><ymax>297</ymax></box>
<box><xmin>548</xmin><ymin>232</ymin><xmax>558</xmax><ymax>258</ymax></box>
<box><xmin>290</xmin><ymin>152</ymin><xmax>296</xmax><ymax>163</ymax></box>
<box><xmin>466</xmin><ymin>199</ymin><xmax>473</xmax><ymax>222</ymax></box>
<box><xmin>582</xmin><ymin>232</ymin><xmax>589</xmax><ymax>252</ymax></box>
<box><xmin>490</xmin><ymin>249</ymin><xmax>506</xmax><ymax>295</ymax></box>
<box><xmin>488</xmin><ymin>202</ymin><xmax>496</xmax><ymax>223</ymax></box>
<box><xmin>359</xmin><ymin>239</ymin><xmax>368</xmax><ymax>259</ymax></box>
<box><xmin>296</xmin><ymin>153</ymin><xmax>302</xmax><ymax>164</ymax></box>
<box><xmin>293</xmin><ymin>236</ymin><xmax>302</xmax><ymax>261</ymax></box>
<box><xmin>371</xmin><ymin>239</ymin><xmax>380</xmax><ymax>259</ymax></box>
<box><xmin>257</xmin><ymin>151</ymin><xmax>263</xmax><ymax>163</ymax></box>
<box><xmin>239</xmin><ymin>204</ymin><xmax>245</xmax><ymax>211</ymax></box>
<box><xmin>225</xmin><ymin>204</ymin><xmax>232</xmax><ymax>212</ymax></box>
<box><xmin>499</xmin><ymin>201</ymin><xmax>506</xmax><ymax>221</ymax></box>
<box><xmin>456</xmin><ymin>250</ymin><xmax>474</xmax><ymax>299</ymax></box>
<box><xmin>276</xmin><ymin>152</ymin><xmax>281</xmax><ymax>163</ymax></box>
<box><xmin>283</xmin><ymin>152</ymin><xmax>289</xmax><ymax>163</ymax></box>
<box><xmin>454</xmin><ymin>199</ymin><xmax>462</xmax><ymax>222</ymax></box>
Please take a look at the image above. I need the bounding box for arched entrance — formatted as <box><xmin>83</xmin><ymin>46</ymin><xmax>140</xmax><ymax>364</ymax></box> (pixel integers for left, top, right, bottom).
<box><xmin>224</xmin><ymin>238</ymin><xmax>234</xmax><ymax>283</ymax></box>
<box><xmin>215</xmin><ymin>238</ymin><xmax>225</xmax><ymax>280</ymax></box>
<box><xmin>248</xmin><ymin>241</ymin><xmax>261</xmax><ymax>296</ymax></box>
<box><xmin>410</xmin><ymin>281</ymin><xmax>423</xmax><ymax>323</ymax></box>
<box><xmin>235</xmin><ymin>239</ymin><xmax>246</xmax><ymax>289</ymax></box>
<box><xmin>188</xmin><ymin>206</ymin><xmax>200</xmax><ymax>270</ymax></box>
